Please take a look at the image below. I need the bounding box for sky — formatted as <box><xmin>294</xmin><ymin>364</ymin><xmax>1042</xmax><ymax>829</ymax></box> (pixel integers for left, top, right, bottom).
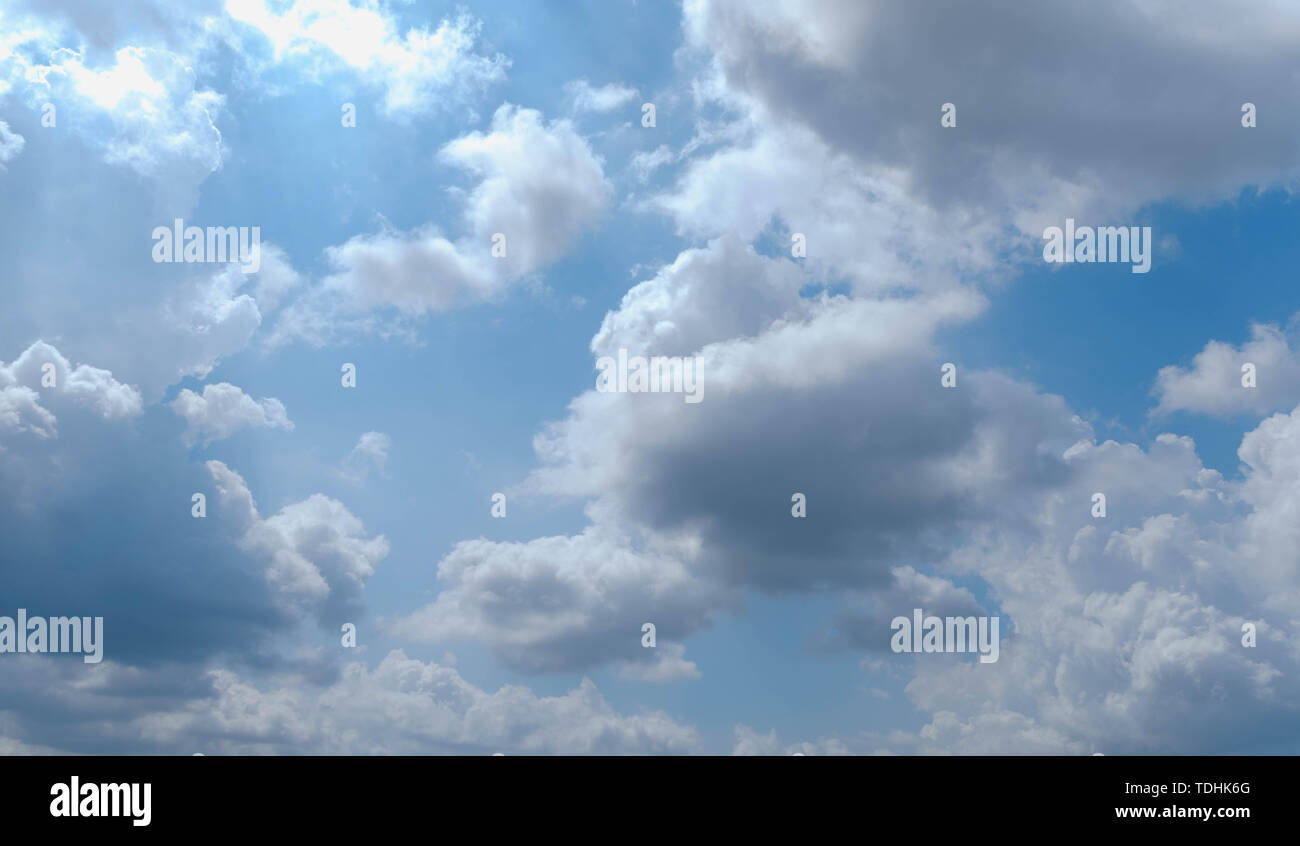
<box><xmin>1</xmin><ymin>0</ymin><xmax>1300</xmax><ymax>755</ymax></box>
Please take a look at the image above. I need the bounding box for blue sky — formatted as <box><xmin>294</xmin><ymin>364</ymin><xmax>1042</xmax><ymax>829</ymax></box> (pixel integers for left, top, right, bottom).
<box><xmin>2</xmin><ymin>0</ymin><xmax>1300</xmax><ymax>755</ymax></box>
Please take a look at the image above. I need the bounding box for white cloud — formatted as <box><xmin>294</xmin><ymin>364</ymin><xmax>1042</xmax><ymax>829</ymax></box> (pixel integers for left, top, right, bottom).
<box><xmin>0</xmin><ymin>341</ymin><xmax>142</xmax><ymax>437</ymax></box>
<box><xmin>207</xmin><ymin>460</ymin><xmax>387</xmax><ymax>626</ymax></box>
<box><xmin>272</xmin><ymin>105</ymin><xmax>611</xmax><ymax>343</ymax></box>
<box><xmin>630</xmin><ymin>144</ymin><xmax>673</xmax><ymax>182</ymax></box>
<box><xmin>245</xmin><ymin>243</ymin><xmax>303</xmax><ymax>314</ymax></box>
<box><xmin>563</xmin><ymin>79</ymin><xmax>638</xmax><ymax>114</ymax></box>
<box><xmin>615</xmin><ymin>642</ymin><xmax>701</xmax><ymax>682</ymax></box>
<box><xmin>0</xmin><ymin>383</ymin><xmax>54</xmax><ymax>438</ymax></box>
<box><xmin>225</xmin><ymin>0</ymin><xmax>507</xmax><ymax>118</ymax></box>
<box><xmin>651</xmin><ymin>116</ymin><xmax>1004</xmax><ymax>296</ymax></box>
<box><xmin>590</xmin><ymin>234</ymin><xmax>809</xmax><ymax>359</ymax></box>
<box><xmin>152</xmin><ymin>271</ymin><xmax>260</xmax><ymax>386</ymax></box>
<box><xmin>171</xmin><ymin>382</ymin><xmax>293</xmax><ymax>446</ymax></box>
<box><xmin>873</xmin><ymin>408</ymin><xmax>1300</xmax><ymax>754</ymax></box>
<box><xmin>339</xmin><ymin>430</ymin><xmax>390</xmax><ymax>483</ymax></box>
<box><xmin>4</xmin><ymin>649</ymin><xmax>698</xmax><ymax>755</ymax></box>
<box><xmin>0</xmin><ymin>119</ymin><xmax>24</xmax><ymax>167</ymax></box>
<box><xmin>388</xmin><ymin>529</ymin><xmax>736</xmax><ymax>674</ymax></box>
<box><xmin>1153</xmin><ymin>319</ymin><xmax>1300</xmax><ymax>417</ymax></box>
<box><xmin>70</xmin><ymin>244</ymin><xmax>301</xmax><ymax>402</ymax></box>
<box><xmin>5</xmin><ymin>35</ymin><xmax>225</xmax><ymax>202</ymax></box>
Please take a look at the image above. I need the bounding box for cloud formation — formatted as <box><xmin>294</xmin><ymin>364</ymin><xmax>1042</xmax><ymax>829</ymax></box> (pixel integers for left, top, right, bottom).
<box><xmin>271</xmin><ymin>104</ymin><xmax>612</xmax><ymax>344</ymax></box>
<box><xmin>171</xmin><ymin>382</ymin><xmax>293</xmax><ymax>446</ymax></box>
<box><xmin>1153</xmin><ymin>318</ymin><xmax>1300</xmax><ymax>418</ymax></box>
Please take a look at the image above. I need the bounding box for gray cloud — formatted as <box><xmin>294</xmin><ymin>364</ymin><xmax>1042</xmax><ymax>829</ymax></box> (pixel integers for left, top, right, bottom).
<box><xmin>684</xmin><ymin>0</ymin><xmax>1300</xmax><ymax>229</ymax></box>
<box><xmin>388</xmin><ymin>529</ymin><xmax>736</xmax><ymax>674</ymax></box>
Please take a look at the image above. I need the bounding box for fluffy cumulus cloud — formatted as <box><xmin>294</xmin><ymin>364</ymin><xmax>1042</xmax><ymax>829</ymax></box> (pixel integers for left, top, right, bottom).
<box><xmin>207</xmin><ymin>459</ymin><xmax>387</xmax><ymax>626</ymax></box>
<box><xmin>650</xmin><ymin>115</ymin><xmax>1004</xmax><ymax>296</ymax></box>
<box><xmin>154</xmin><ymin>651</ymin><xmax>697</xmax><ymax>754</ymax></box>
<box><xmin>128</xmin><ymin>244</ymin><xmax>302</xmax><ymax>399</ymax></box>
<box><xmin>526</xmin><ymin>249</ymin><xmax>1055</xmax><ymax>596</ymax></box>
<box><xmin>883</xmin><ymin>423</ymin><xmax>1297</xmax><ymax>754</ymax></box>
<box><xmin>171</xmin><ymin>382</ymin><xmax>293</xmax><ymax>446</ymax></box>
<box><xmin>0</xmin><ymin>340</ymin><xmax>142</xmax><ymax>438</ymax></box>
<box><xmin>0</xmin><ymin>0</ymin><xmax>506</xmax><ymax>204</ymax></box>
<box><xmin>681</xmin><ymin>0</ymin><xmax>1300</xmax><ymax>235</ymax></box>
<box><xmin>1153</xmin><ymin>318</ymin><xmax>1300</xmax><ymax>417</ymax></box>
<box><xmin>0</xmin><ymin>358</ymin><xmax>351</xmax><ymax>674</ymax></box>
<box><xmin>389</xmin><ymin>529</ymin><xmax>734</xmax><ymax>674</ymax></box>
<box><xmin>0</xmin><ymin>650</ymin><xmax>698</xmax><ymax>755</ymax></box>
<box><xmin>15</xmin><ymin>243</ymin><xmax>304</xmax><ymax>405</ymax></box>
<box><xmin>271</xmin><ymin>104</ymin><xmax>612</xmax><ymax>345</ymax></box>
<box><xmin>0</xmin><ymin>19</ymin><xmax>226</xmax><ymax>202</ymax></box>
<box><xmin>44</xmin><ymin>46</ymin><xmax>224</xmax><ymax>178</ymax></box>
<box><xmin>765</xmin><ymin>408</ymin><xmax>1300</xmax><ymax>755</ymax></box>
<box><xmin>730</xmin><ymin>401</ymin><xmax>1300</xmax><ymax>754</ymax></box>
<box><xmin>225</xmin><ymin>0</ymin><xmax>507</xmax><ymax>118</ymax></box>
<box><xmin>394</xmin><ymin>235</ymin><xmax>1080</xmax><ymax>675</ymax></box>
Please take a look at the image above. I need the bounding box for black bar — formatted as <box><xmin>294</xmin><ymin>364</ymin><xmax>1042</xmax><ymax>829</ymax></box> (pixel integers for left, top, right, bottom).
<box><xmin>2</xmin><ymin>755</ymin><xmax>1281</xmax><ymax>833</ymax></box>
